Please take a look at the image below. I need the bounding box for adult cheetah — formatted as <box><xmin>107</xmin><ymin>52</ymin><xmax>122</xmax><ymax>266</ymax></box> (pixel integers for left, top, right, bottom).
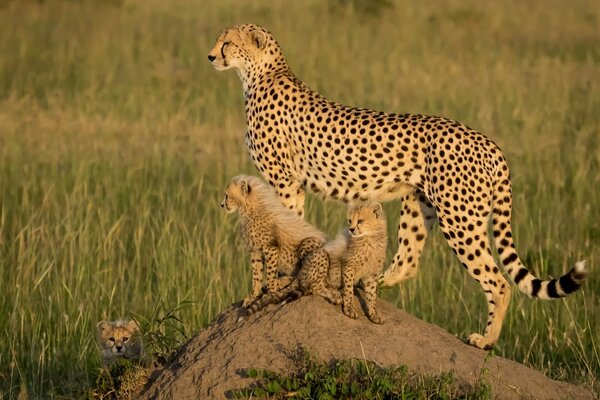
<box><xmin>208</xmin><ymin>24</ymin><xmax>587</xmax><ymax>349</ymax></box>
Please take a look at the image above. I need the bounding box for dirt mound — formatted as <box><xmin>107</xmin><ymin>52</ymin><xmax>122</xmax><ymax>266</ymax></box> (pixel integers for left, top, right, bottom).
<box><xmin>139</xmin><ymin>296</ymin><xmax>594</xmax><ymax>399</ymax></box>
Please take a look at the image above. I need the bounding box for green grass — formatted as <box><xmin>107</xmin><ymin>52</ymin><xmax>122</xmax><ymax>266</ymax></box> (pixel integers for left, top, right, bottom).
<box><xmin>0</xmin><ymin>0</ymin><xmax>598</xmax><ymax>398</ymax></box>
<box><xmin>232</xmin><ymin>354</ymin><xmax>491</xmax><ymax>399</ymax></box>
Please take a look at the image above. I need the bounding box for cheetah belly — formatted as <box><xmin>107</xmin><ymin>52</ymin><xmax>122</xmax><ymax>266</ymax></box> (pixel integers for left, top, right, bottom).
<box><xmin>303</xmin><ymin>166</ymin><xmax>414</xmax><ymax>203</ymax></box>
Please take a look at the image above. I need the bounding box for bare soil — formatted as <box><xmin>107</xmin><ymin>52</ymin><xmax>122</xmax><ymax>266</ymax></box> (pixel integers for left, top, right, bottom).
<box><xmin>138</xmin><ymin>296</ymin><xmax>595</xmax><ymax>399</ymax></box>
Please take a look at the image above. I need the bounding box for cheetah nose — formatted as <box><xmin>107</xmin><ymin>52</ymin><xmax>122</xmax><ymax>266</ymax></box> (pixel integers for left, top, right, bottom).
<box><xmin>349</xmin><ymin>227</ymin><xmax>356</xmax><ymax>234</ymax></box>
<box><xmin>208</xmin><ymin>54</ymin><xmax>216</xmax><ymax>62</ymax></box>
<box><xmin>115</xmin><ymin>345</ymin><xmax>123</xmax><ymax>351</ymax></box>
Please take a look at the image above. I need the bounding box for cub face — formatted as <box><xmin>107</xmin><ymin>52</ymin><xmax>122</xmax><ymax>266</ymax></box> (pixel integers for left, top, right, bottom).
<box><xmin>97</xmin><ymin>320</ymin><xmax>141</xmax><ymax>360</ymax></box>
<box><xmin>207</xmin><ymin>24</ymin><xmax>268</xmax><ymax>72</ymax></box>
<box><xmin>221</xmin><ymin>176</ymin><xmax>251</xmax><ymax>213</ymax></box>
<box><xmin>347</xmin><ymin>203</ymin><xmax>385</xmax><ymax>237</ymax></box>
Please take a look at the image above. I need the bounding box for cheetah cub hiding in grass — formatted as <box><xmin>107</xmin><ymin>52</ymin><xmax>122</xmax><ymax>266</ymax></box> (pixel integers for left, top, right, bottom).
<box><xmin>222</xmin><ymin>175</ymin><xmax>326</xmax><ymax>307</ymax></box>
<box><xmin>247</xmin><ymin>203</ymin><xmax>387</xmax><ymax>325</ymax></box>
<box><xmin>97</xmin><ymin>320</ymin><xmax>143</xmax><ymax>367</ymax></box>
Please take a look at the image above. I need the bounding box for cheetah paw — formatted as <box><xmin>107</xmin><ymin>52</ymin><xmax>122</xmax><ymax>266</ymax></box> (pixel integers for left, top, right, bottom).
<box><xmin>241</xmin><ymin>296</ymin><xmax>257</xmax><ymax>309</ymax></box>
<box><xmin>342</xmin><ymin>304</ymin><xmax>358</xmax><ymax>319</ymax></box>
<box><xmin>368</xmin><ymin>312</ymin><xmax>385</xmax><ymax>325</ymax></box>
<box><xmin>326</xmin><ymin>292</ymin><xmax>342</xmax><ymax>305</ymax></box>
<box><xmin>467</xmin><ymin>333</ymin><xmax>495</xmax><ymax>350</ymax></box>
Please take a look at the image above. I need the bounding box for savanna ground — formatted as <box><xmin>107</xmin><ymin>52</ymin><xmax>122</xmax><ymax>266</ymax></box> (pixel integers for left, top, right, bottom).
<box><xmin>0</xmin><ymin>0</ymin><xmax>598</xmax><ymax>398</ymax></box>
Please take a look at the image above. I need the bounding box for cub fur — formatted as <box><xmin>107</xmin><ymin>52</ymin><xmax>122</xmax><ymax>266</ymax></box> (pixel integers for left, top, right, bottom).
<box><xmin>247</xmin><ymin>203</ymin><xmax>387</xmax><ymax>324</ymax></box>
<box><xmin>222</xmin><ymin>175</ymin><xmax>326</xmax><ymax>307</ymax></box>
<box><xmin>340</xmin><ymin>203</ymin><xmax>388</xmax><ymax>324</ymax></box>
<box><xmin>97</xmin><ymin>320</ymin><xmax>143</xmax><ymax>367</ymax></box>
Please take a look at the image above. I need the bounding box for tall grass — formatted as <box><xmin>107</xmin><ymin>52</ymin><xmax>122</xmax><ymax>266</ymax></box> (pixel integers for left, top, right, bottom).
<box><xmin>0</xmin><ymin>0</ymin><xmax>598</xmax><ymax>397</ymax></box>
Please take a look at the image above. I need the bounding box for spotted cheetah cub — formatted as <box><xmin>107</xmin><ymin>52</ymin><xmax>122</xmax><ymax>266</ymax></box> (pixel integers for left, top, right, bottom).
<box><xmin>97</xmin><ymin>320</ymin><xmax>143</xmax><ymax>367</ymax></box>
<box><xmin>222</xmin><ymin>175</ymin><xmax>326</xmax><ymax>308</ymax></box>
<box><xmin>245</xmin><ymin>235</ymin><xmax>343</xmax><ymax>314</ymax></box>
<box><xmin>340</xmin><ymin>203</ymin><xmax>388</xmax><ymax>324</ymax></box>
<box><xmin>247</xmin><ymin>203</ymin><xmax>387</xmax><ymax>324</ymax></box>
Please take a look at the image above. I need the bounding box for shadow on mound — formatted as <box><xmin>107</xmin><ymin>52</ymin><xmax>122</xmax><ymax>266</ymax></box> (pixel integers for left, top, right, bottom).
<box><xmin>138</xmin><ymin>296</ymin><xmax>593</xmax><ymax>400</ymax></box>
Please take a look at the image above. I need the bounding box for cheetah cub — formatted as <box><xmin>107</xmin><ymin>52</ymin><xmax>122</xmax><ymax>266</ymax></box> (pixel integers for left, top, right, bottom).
<box><xmin>247</xmin><ymin>203</ymin><xmax>387</xmax><ymax>325</ymax></box>
<box><xmin>222</xmin><ymin>175</ymin><xmax>326</xmax><ymax>308</ymax></box>
<box><xmin>340</xmin><ymin>203</ymin><xmax>388</xmax><ymax>324</ymax></box>
<box><xmin>244</xmin><ymin>235</ymin><xmax>343</xmax><ymax>314</ymax></box>
<box><xmin>97</xmin><ymin>320</ymin><xmax>143</xmax><ymax>367</ymax></box>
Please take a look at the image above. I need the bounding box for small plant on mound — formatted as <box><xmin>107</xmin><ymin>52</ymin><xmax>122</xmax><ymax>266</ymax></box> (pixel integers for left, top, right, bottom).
<box><xmin>90</xmin><ymin>360</ymin><xmax>151</xmax><ymax>399</ymax></box>
<box><xmin>232</xmin><ymin>354</ymin><xmax>491</xmax><ymax>400</ymax></box>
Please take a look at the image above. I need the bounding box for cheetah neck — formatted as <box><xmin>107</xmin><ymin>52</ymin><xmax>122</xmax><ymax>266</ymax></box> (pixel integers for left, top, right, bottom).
<box><xmin>241</xmin><ymin>58</ymin><xmax>292</xmax><ymax>98</ymax></box>
<box><xmin>348</xmin><ymin>231</ymin><xmax>387</xmax><ymax>254</ymax></box>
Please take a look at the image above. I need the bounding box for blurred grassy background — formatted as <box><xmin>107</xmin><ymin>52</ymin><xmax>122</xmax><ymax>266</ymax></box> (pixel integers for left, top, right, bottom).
<box><xmin>0</xmin><ymin>0</ymin><xmax>598</xmax><ymax>397</ymax></box>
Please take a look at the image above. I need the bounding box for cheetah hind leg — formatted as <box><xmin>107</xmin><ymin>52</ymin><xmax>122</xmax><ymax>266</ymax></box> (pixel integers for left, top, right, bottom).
<box><xmin>299</xmin><ymin>247</ymin><xmax>342</xmax><ymax>305</ymax></box>
<box><xmin>380</xmin><ymin>191</ymin><xmax>436</xmax><ymax>286</ymax></box>
<box><xmin>436</xmin><ymin>212</ymin><xmax>511</xmax><ymax>350</ymax></box>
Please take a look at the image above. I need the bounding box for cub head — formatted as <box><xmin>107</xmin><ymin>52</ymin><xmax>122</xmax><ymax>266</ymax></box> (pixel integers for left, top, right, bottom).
<box><xmin>347</xmin><ymin>203</ymin><xmax>386</xmax><ymax>237</ymax></box>
<box><xmin>207</xmin><ymin>24</ymin><xmax>280</xmax><ymax>74</ymax></box>
<box><xmin>97</xmin><ymin>320</ymin><xmax>140</xmax><ymax>358</ymax></box>
<box><xmin>221</xmin><ymin>175</ymin><xmax>252</xmax><ymax>213</ymax></box>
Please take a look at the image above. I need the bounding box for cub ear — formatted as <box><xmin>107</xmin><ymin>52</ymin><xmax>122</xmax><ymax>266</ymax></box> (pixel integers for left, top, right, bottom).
<box><xmin>97</xmin><ymin>320</ymin><xmax>109</xmax><ymax>333</ymax></box>
<box><xmin>249</xmin><ymin>29</ymin><xmax>267</xmax><ymax>50</ymax></box>
<box><xmin>371</xmin><ymin>203</ymin><xmax>383</xmax><ymax>218</ymax></box>
<box><xmin>127</xmin><ymin>320</ymin><xmax>140</xmax><ymax>332</ymax></box>
<box><xmin>239</xmin><ymin>178</ymin><xmax>250</xmax><ymax>196</ymax></box>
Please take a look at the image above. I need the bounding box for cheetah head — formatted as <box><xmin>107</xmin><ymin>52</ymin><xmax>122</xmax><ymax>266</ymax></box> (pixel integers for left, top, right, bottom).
<box><xmin>208</xmin><ymin>24</ymin><xmax>284</xmax><ymax>77</ymax></box>
<box><xmin>221</xmin><ymin>175</ymin><xmax>251</xmax><ymax>214</ymax></box>
<box><xmin>347</xmin><ymin>203</ymin><xmax>385</xmax><ymax>238</ymax></box>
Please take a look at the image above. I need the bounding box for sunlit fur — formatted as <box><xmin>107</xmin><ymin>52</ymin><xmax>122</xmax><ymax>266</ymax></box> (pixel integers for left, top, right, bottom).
<box><xmin>222</xmin><ymin>175</ymin><xmax>326</xmax><ymax>307</ymax></box>
<box><xmin>97</xmin><ymin>320</ymin><xmax>143</xmax><ymax>367</ymax></box>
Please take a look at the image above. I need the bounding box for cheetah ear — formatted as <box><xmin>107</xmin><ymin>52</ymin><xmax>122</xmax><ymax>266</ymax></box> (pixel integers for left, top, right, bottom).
<box><xmin>127</xmin><ymin>320</ymin><xmax>139</xmax><ymax>332</ymax></box>
<box><xmin>371</xmin><ymin>203</ymin><xmax>383</xmax><ymax>218</ymax></box>
<box><xmin>239</xmin><ymin>178</ymin><xmax>250</xmax><ymax>196</ymax></box>
<box><xmin>249</xmin><ymin>29</ymin><xmax>267</xmax><ymax>50</ymax></box>
<box><xmin>97</xmin><ymin>320</ymin><xmax>109</xmax><ymax>333</ymax></box>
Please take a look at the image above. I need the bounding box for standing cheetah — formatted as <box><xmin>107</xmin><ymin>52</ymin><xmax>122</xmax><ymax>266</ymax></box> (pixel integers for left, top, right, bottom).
<box><xmin>208</xmin><ymin>24</ymin><xmax>587</xmax><ymax>349</ymax></box>
<box><xmin>221</xmin><ymin>175</ymin><xmax>325</xmax><ymax>307</ymax></box>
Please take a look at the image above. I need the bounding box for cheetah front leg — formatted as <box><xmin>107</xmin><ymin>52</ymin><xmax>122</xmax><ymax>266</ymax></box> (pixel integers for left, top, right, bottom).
<box><xmin>341</xmin><ymin>263</ymin><xmax>358</xmax><ymax>319</ymax></box>
<box><xmin>380</xmin><ymin>190</ymin><xmax>436</xmax><ymax>286</ymax></box>
<box><xmin>271</xmin><ymin>176</ymin><xmax>306</xmax><ymax>217</ymax></box>
<box><xmin>242</xmin><ymin>250</ymin><xmax>264</xmax><ymax>308</ymax></box>
<box><xmin>263</xmin><ymin>245</ymin><xmax>282</xmax><ymax>292</ymax></box>
<box><xmin>269</xmin><ymin>177</ymin><xmax>305</xmax><ymax>217</ymax></box>
<box><xmin>361</xmin><ymin>274</ymin><xmax>384</xmax><ymax>324</ymax></box>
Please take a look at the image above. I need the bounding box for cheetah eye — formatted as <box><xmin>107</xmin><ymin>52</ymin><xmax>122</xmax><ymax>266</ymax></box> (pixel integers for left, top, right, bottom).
<box><xmin>347</xmin><ymin>219</ymin><xmax>351</xmax><ymax>225</ymax></box>
<box><xmin>109</xmin><ymin>337</ymin><xmax>115</xmax><ymax>342</ymax></box>
<box><xmin>357</xmin><ymin>219</ymin><xmax>364</xmax><ymax>225</ymax></box>
<box><xmin>123</xmin><ymin>337</ymin><xmax>129</xmax><ymax>342</ymax></box>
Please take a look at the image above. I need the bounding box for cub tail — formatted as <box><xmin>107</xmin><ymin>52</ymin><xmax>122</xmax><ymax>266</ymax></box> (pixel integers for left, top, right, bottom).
<box><xmin>245</xmin><ymin>280</ymin><xmax>304</xmax><ymax>316</ymax></box>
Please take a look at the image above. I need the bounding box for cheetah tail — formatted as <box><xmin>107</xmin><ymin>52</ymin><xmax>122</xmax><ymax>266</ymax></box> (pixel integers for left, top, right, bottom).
<box><xmin>245</xmin><ymin>280</ymin><xmax>304</xmax><ymax>316</ymax></box>
<box><xmin>491</xmin><ymin>177</ymin><xmax>588</xmax><ymax>300</ymax></box>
